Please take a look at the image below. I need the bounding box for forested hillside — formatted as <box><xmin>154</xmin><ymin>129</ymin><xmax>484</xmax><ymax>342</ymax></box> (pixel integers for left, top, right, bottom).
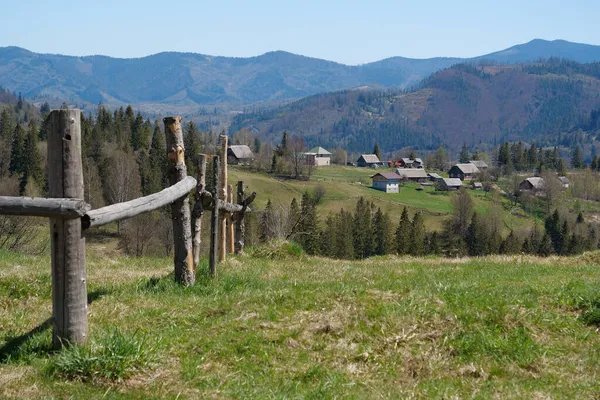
<box><xmin>230</xmin><ymin>59</ymin><xmax>600</xmax><ymax>152</ymax></box>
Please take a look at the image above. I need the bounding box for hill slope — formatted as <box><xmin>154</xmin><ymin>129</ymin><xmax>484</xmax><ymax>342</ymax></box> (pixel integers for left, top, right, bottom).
<box><xmin>230</xmin><ymin>60</ymin><xmax>600</xmax><ymax>151</ymax></box>
<box><xmin>3</xmin><ymin>246</ymin><xmax>600</xmax><ymax>398</ymax></box>
<box><xmin>1</xmin><ymin>39</ymin><xmax>600</xmax><ymax>107</ymax></box>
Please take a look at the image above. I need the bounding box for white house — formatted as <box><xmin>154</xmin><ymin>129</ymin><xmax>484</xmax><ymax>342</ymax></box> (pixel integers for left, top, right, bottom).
<box><xmin>371</xmin><ymin>172</ymin><xmax>401</xmax><ymax>193</ymax></box>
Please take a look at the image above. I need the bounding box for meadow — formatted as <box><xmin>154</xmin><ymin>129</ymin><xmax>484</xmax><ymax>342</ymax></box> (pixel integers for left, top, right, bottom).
<box><xmin>2</xmin><ymin>241</ymin><xmax>600</xmax><ymax>398</ymax></box>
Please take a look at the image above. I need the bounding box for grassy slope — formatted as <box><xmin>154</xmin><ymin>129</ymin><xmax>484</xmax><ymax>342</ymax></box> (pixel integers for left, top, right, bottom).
<box><xmin>230</xmin><ymin>165</ymin><xmax>535</xmax><ymax>232</ymax></box>
<box><xmin>3</xmin><ymin>244</ymin><xmax>600</xmax><ymax>398</ymax></box>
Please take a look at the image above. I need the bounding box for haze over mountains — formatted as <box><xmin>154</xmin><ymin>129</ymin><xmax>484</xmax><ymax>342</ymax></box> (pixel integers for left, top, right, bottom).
<box><xmin>1</xmin><ymin>39</ymin><xmax>600</xmax><ymax>107</ymax></box>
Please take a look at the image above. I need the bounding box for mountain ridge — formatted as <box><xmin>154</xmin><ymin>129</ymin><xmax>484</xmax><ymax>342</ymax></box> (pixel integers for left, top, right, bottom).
<box><xmin>1</xmin><ymin>39</ymin><xmax>600</xmax><ymax>107</ymax></box>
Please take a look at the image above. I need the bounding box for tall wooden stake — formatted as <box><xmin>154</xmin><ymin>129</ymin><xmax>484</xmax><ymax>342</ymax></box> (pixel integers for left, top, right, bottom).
<box><xmin>235</xmin><ymin>181</ymin><xmax>245</xmax><ymax>255</ymax></box>
<box><xmin>192</xmin><ymin>154</ymin><xmax>207</xmax><ymax>267</ymax></box>
<box><xmin>48</xmin><ymin>109</ymin><xmax>88</xmax><ymax>348</ymax></box>
<box><xmin>227</xmin><ymin>184</ymin><xmax>234</xmax><ymax>254</ymax></box>
<box><xmin>218</xmin><ymin>135</ymin><xmax>228</xmax><ymax>262</ymax></box>
<box><xmin>209</xmin><ymin>156</ymin><xmax>220</xmax><ymax>277</ymax></box>
<box><xmin>164</xmin><ymin>116</ymin><xmax>195</xmax><ymax>286</ymax></box>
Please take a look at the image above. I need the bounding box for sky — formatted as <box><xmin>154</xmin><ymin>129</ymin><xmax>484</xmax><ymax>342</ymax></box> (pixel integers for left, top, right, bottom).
<box><xmin>1</xmin><ymin>0</ymin><xmax>599</xmax><ymax>65</ymax></box>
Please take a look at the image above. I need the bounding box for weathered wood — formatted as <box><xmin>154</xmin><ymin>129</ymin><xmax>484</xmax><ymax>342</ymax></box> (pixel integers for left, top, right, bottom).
<box><xmin>47</xmin><ymin>109</ymin><xmax>88</xmax><ymax>349</ymax></box>
<box><xmin>227</xmin><ymin>184</ymin><xmax>234</xmax><ymax>254</ymax></box>
<box><xmin>197</xmin><ymin>191</ymin><xmax>253</xmax><ymax>213</ymax></box>
<box><xmin>218</xmin><ymin>135</ymin><xmax>228</xmax><ymax>262</ymax></box>
<box><xmin>235</xmin><ymin>182</ymin><xmax>245</xmax><ymax>255</ymax></box>
<box><xmin>164</xmin><ymin>116</ymin><xmax>195</xmax><ymax>286</ymax></box>
<box><xmin>82</xmin><ymin>177</ymin><xmax>196</xmax><ymax>229</ymax></box>
<box><xmin>0</xmin><ymin>196</ymin><xmax>89</xmax><ymax>218</ymax></box>
<box><xmin>235</xmin><ymin>182</ymin><xmax>256</xmax><ymax>255</ymax></box>
<box><xmin>192</xmin><ymin>154</ymin><xmax>207</xmax><ymax>267</ymax></box>
<box><xmin>209</xmin><ymin>156</ymin><xmax>220</xmax><ymax>277</ymax></box>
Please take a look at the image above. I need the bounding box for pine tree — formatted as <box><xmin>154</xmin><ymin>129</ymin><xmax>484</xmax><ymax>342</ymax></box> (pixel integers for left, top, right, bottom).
<box><xmin>148</xmin><ymin>124</ymin><xmax>167</xmax><ymax>193</ymax></box>
<box><xmin>466</xmin><ymin>212</ymin><xmax>486</xmax><ymax>256</ymax></box>
<box><xmin>287</xmin><ymin>197</ymin><xmax>300</xmax><ymax>239</ymax></box>
<box><xmin>528</xmin><ymin>142</ymin><xmax>538</xmax><ymax>170</ymax></box>
<box><xmin>9</xmin><ymin>123</ymin><xmax>26</xmax><ymax>176</ymax></box>
<box><xmin>571</xmin><ymin>146</ymin><xmax>583</xmax><ymax>169</ymax></box>
<box><xmin>592</xmin><ymin>156</ymin><xmax>599</xmax><ymax>171</ymax></box>
<box><xmin>19</xmin><ymin>122</ymin><xmax>43</xmax><ymax>194</ymax></box>
<box><xmin>336</xmin><ymin>209</ymin><xmax>355</xmax><ymax>259</ymax></box>
<box><xmin>260</xmin><ymin>199</ymin><xmax>274</xmax><ymax>242</ymax></box>
<box><xmin>426</xmin><ymin>231</ymin><xmax>442</xmax><ymax>255</ymax></box>
<box><xmin>298</xmin><ymin>192</ymin><xmax>318</xmax><ymax>254</ymax></box>
<box><xmin>459</xmin><ymin>144</ymin><xmax>470</xmax><ymax>163</ymax></box>
<box><xmin>395</xmin><ymin>207</ymin><xmax>411</xmax><ymax>255</ymax></box>
<box><xmin>556</xmin><ymin>158</ymin><xmax>567</xmax><ymax>176</ymax></box>
<box><xmin>537</xmin><ymin>233</ymin><xmax>554</xmax><ymax>257</ymax></box>
<box><xmin>499</xmin><ymin>231</ymin><xmax>521</xmax><ymax>254</ymax></box>
<box><xmin>373</xmin><ymin>143</ymin><xmax>381</xmax><ymax>160</ymax></box>
<box><xmin>353</xmin><ymin>197</ymin><xmax>373</xmax><ymax>259</ymax></box>
<box><xmin>410</xmin><ymin>212</ymin><xmax>426</xmax><ymax>256</ymax></box>
<box><xmin>276</xmin><ymin>131</ymin><xmax>289</xmax><ymax>157</ymax></box>
<box><xmin>372</xmin><ymin>208</ymin><xmax>391</xmax><ymax>255</ymax></box>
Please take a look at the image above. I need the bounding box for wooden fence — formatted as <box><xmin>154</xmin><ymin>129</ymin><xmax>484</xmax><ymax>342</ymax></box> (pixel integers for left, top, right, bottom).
<box><xmin>0</xmin><ymin>109</ymin><xmax>255</xmax><ymax>348</ymax></box>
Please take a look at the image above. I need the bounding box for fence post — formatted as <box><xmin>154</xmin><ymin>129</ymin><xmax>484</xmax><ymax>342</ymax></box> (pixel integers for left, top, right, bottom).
<box><xmin>227</xmin><ymin>183</ymin><xmax>234</xmax><ymax>254</ymax></box>
<box><xmin>192</xmin><ymin>154</ymin><xmax>207</xmax><ymax>267</ymax></box>
<box><xmin>209</xmin><ymin>156</ymin><xmax>220</xmax><ymax>277</ymax></box>
<box><xmin>218</xmin><ymin>135</ymin><xmax>228</xmax><ymax>262</ymax></box>
<box><xmin>164</xmin><ymin>116</ymin><xmax>195</xmax><ymax>286</ymax></box>
<box><xmin>235</xmin><ymin>181</ymin><xmax>245</xmax><ymax>255</ymax></box>
<box><xmin>47</xmin><ymin>109</ymin><xmax>88</xmax><ymax>349</ymax></box>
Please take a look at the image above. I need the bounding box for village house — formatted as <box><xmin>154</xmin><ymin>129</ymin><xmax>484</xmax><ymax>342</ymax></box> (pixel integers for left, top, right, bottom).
<box><xmin>371</xmin><ymin>172</ymin><xmax>401</xmax><ymax>193</ymax></box>
<box><xmin>304</xmin><ymin>146</ymin><xmax>332</xmax><ymax>166</ymax></box>
<box><xmin>559</xmin><ymin>176</ymin><xmax>569</xmax><ymax>189</ymax></box>
<box><xmin>398</xmin><ymin>158</ymin><xmax>424</xmax><ymax>169</ymax></box>
<box><xmin>471</xmin><ymin>181</ymin><xmax>483</xmax><ymax>190</ymax></box>
<box><xmin>469</xmin><ymin>160</ymin><xmax>488</xmax><ymax>170</ymax></box>
<box><xmin>227</xmin><ymin>145</ymin><xmax>254</xmax><ymax>165</ymax></box>
<box><xmin>396</xmin><ymin>168</ymin><xmax>429</xmax><ymax>183</ymax></box>
<box><xmin>449</xmin><ymin>163</ymin><xmax>481</xmax><ymax>180</ymax></box>
<box><xmin>519</xmin><ymin>177</ymin><xmax>545</xmax><ymax>192</ymax></box>
<box><xmin>357</xmin><ymin>154</ymin><xmax>383</xmax><ymax>168</ymax></box>
<box><xmin>437</xmin><ymin>178</ymin><xmax>463</xmax><ymax>191</ymax></box>
<box><xmin>428</xmin><ymin>173</ymin><xmax>443</xmax><ymax>182</ymax></box>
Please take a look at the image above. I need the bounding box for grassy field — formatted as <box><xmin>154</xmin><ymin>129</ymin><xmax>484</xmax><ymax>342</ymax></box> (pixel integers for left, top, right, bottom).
<box><xmin>230</xmin><ymin>166</ymin><xmax>535</xmax><ymax>232</ymax></box>
<box><xmin>3</xmin><ymin>242</ymin><xmax>600</xmax><ymax>398</ymax></box>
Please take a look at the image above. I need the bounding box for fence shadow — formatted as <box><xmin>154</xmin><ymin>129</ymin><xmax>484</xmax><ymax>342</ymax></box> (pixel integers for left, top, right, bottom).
<box><xmin>0</xmin><ymin>289</ymin><xmax>109</xmax><ymax>363</ymax></box>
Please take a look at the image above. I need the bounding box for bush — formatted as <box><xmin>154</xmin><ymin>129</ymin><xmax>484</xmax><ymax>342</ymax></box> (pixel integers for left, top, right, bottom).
<box><xmin>47</xmin><ymin>329</ymin><xmax>159</xmax><ymax>382</ymax></box>
<box><xmin>249</xmin><ymin>240</ymin><xmax>304</xmax><ymax>260</ymax></box>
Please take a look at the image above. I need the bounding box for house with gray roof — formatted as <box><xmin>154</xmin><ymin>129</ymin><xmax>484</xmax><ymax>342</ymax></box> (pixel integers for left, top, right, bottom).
<box><xmin>469</xmin><ymin>160</ymin><xmax>488</xmax><ymax>170</ymax></box>
<box><xmin>357</xmin><ymin>154</ymin><xmax>382</xmax><ymax>167</ymax></box>
<box><xmin>227</xmin><ymin>145</ymin><xmax>254</xmax><ymax>165</ymax></box>
<box><xmin>437</xmin><ymin>178</ymin><xmax>463</xmax><ymax>191</ymax></box>
<box><xmin>519</xmin><ymin>177</ymin><xmax>545</xmax><ymax>192</ymax></box>
<box><xmin>372</xmin><ymin>172</ymin><xmax>401</xmax><ymax>193</ymax></box>
<box><xmin>304</xmin><ymin>146</ymin><xmax>332</xmax><ymax>166</ymax></box>
<box><xmin>396</xmin><ymin>168</ymin><xmax>429</xmax><ymax>183</ymax></box>
<box><xmin>449</xmin><ymin>163</ymin><xmax>481</xmax><ymax>180</ymax></box>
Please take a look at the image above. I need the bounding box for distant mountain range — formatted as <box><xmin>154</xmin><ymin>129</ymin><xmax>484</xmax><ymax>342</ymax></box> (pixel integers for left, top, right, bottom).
<box><xmin>1</xmin><ymin>39</ymin><xmax>600</xmax><ymax>107</ymax></box>
<box><xmin>230</xmin><ymin>59</ymin><xmax>600</xmax><ymax>152</ymax></box>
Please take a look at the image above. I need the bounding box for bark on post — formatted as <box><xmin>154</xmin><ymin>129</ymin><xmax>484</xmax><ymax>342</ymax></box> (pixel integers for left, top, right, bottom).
<box><xmin>192</xmin><ymin>154</ymin><xmax>207</xmax><ymax>267</ymax></box>
<box><xmin>235</xmin><ymin>181</ymin><xmax>245</xmax><ymax>255</ymax></box>
<box><xmin>164</xmin><ymin>116</ymin><xmax>195</xmax><ymax>286</ymax></box>
<box><xmin>227</xmin><ymin>184</ymin><xmax>235</xmax><ymax>254</ymax></box>
<box><xmin>209</xmin><ymin>156</ymin><xmax>220</xmax><ymax>277</ymax></box>
<box><xmin>218</xmin><ymin>135</ymin><xmax>228</xmax><ymax>262</ymax></box>
<box><xmin>47</xmin><ymin>109</ymin><xmax>88</xmax><ymax>349</ymax></box>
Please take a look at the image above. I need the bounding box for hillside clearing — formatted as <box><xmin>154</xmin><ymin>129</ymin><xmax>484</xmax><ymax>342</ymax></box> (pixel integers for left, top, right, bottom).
<box><xmin>2</xmin><ymin>244</ymin><xmax>600</xmax><ymax>398</ymax></box>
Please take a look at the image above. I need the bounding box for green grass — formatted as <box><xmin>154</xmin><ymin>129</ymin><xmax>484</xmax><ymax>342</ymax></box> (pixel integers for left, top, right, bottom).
<box><xmin>3</xmin><ymin>244</ymin><xmax>600</xmax><ymax>398</ymax></box>
<box><xmin>230</xmin><ymin>165</ymin><xmax>536</xmax><ymax>232</ymax></box>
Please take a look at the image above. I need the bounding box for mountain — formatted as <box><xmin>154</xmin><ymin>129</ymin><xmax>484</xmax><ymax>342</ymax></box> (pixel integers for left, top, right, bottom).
<box><xmin>1</xmin><ymin>39</ymin><xmax>600</xmax><ymax>107</ymax></box>
<box><xmin>229</xmin><ymin>59</ymin><xmax>600</xmax><ymax>152</ymax></box>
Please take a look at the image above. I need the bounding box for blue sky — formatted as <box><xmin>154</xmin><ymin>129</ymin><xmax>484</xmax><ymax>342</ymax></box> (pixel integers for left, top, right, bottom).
<box><xmin>1</xmin><ymin>0</ymin><xmax>599</xmax><ymax>65</ymax></box>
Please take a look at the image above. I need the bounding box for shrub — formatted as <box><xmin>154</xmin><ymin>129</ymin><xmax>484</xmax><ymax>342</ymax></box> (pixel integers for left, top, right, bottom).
<box><xmin>47</xmin><ymin>329</ymin><xmax>159</xmax><ymax>382</ymax></box>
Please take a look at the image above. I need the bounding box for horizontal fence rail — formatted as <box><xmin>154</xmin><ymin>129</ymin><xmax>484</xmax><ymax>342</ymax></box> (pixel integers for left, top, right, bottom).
<box><xmin>82</xmin><ymin>176</ymin><xmax>197</xmax><ymax>229</ymax></box>
<box><xmin>0</xmin><ymin>197</ymin><xmax>90</xmax><ymax>218</ymax></box>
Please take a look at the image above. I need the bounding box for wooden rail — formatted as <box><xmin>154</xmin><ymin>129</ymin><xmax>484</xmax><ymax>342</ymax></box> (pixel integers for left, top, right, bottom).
<box><xmin>82</xmin><ymin>177</ymin><xmax>196</xmax><ymax>229</ymax></box>
<box><xmin>0</xmin><ymin>197</ymin><xmax>90</xmax><ymax>218</ymax></box>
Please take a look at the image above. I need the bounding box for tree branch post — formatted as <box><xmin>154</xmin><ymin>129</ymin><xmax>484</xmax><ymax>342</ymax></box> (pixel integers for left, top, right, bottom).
<box><xmin>164</xmin><ymin>116</ymin><xmax>195</xmax><ymax>286</ymax></box>
<box><xmin>218</xmin><ymin>135</ymin><xmax>228</xmax><ymax>262</ymax></box>
<box><xmin>227</xmin><ymin>184</ymin><xmax>234</xmax><ymax>254</ymax></box>
<box><xmin>47</xmin><ymin>108</ymin><xmax>88</xmax><ymax>349</ymax></box>
<box><xmin>209</xmin><ymin>156</ymin><xmax>220</xmax><ymax>277</ymax></box>
<box><xmin>192</xmin><ymin>154</ymin><xmax>207</xmax><ymax>267</ymax></box>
